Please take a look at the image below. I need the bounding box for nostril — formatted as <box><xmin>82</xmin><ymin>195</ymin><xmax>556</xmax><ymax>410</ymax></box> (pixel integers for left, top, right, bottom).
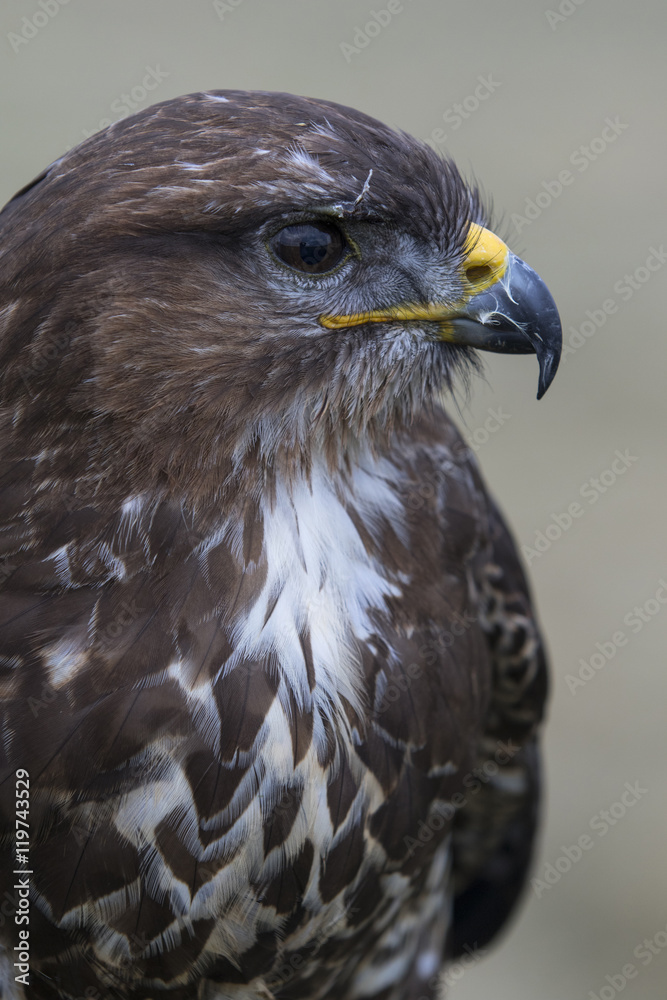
<box><xmin>465</xmin><ymin>264</ymin><xmax>493</xmax><ymax>284</ymax></box>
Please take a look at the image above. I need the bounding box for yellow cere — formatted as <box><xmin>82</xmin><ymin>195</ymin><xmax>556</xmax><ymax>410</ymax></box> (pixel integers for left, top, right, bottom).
<box><xmin>462</xmin><ymin>223</ymin><xmax>508</xmax><ymax>295</ymax></box>
<box><xmin>319</xmin><ymin>223</ymin><xmax>509</xmax><ymax>331</ymax></box>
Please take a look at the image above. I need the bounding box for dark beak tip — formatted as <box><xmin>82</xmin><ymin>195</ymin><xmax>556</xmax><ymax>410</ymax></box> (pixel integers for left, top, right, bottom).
<box><xmin>533</xmin><ymin>307</ymin><xmax>562</xmax><ymax>400</ymax></box>
<box><xmin>535</xmin><ymin>348</ymin><xmax>561</xmax><ymax>400</ymax></box>
<box><xmin>497</xmin><ymin>258</ymin><xmax>562</xmax><ymax>401</ymax></box>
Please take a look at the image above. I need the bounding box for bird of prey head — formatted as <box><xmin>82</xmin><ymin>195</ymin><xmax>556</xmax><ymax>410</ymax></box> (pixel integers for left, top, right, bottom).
<box><xmin>0</xmin><ymin>92</ymin><xmax>560</xmax><ymax>1000</ymax></box>
<box><xmin>0</xmin><ymin>90</ymin><xmax>559</xmax><ymax>511</ymax></box>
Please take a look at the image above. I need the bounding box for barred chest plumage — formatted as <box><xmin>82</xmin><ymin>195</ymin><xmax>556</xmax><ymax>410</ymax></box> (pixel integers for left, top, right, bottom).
<box><xmin>1</xmin><ymin>430</ymin><xmax>493</xmax><ymax>998</ymax></box>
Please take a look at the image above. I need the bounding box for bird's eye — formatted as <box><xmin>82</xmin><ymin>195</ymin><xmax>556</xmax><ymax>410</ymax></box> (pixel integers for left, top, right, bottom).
<box><xmin>270</xmin><ymin>222</ymin><xmax>347</xmax><ymax>274</ymax></box>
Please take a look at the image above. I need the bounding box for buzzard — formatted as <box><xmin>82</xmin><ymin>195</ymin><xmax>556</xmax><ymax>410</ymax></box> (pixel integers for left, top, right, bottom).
<box><xmin>0</xmin><ymin>92</ymin><xmax>561</xmax><ymax>1000</ymax></box>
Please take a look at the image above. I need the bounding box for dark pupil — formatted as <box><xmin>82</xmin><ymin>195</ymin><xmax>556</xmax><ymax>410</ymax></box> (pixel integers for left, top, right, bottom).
<box><xmin>301</xmin><ymin>238</ymin><xmax>327</xmax><ymax>266</ymax></box>
<box><xmin>274</xmin><ymin>223</ymin><xmax>344</xmax><ymax>274</ymax></box>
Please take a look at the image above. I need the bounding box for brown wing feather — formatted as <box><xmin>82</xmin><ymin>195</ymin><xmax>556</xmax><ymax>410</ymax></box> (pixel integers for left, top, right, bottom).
<box><xmin>449</xmin><ymin>494</ymin><xmax>549</xmax><ymax>956</ymax></box>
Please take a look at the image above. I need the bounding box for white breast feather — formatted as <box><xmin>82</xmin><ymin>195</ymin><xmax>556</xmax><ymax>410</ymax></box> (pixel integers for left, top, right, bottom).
<box><xmin>228</xmin><ymin>452</ymin><xmax>405</xmax><ymax>725</ymax></box>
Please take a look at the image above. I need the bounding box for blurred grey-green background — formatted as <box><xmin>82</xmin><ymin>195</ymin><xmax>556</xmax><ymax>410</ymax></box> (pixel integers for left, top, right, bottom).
<box><xmin>1</xmin><ymin>1</ymin><xmax>666</xmax><ymax>996</ymax></box>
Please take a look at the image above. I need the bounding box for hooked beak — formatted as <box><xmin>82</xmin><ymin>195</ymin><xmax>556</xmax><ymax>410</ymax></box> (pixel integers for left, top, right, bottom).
<box><xmin>319</xmin><ymin>223</ymin><xmax>562</xmax><ymax>399</ymax></box>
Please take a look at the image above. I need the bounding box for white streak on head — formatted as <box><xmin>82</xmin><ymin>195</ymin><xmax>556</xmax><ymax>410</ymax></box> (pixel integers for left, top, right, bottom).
<box><xmin>285</xmin><ymin>143</ymin><xmax>335</xmax><ymax>184</ymax></box>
